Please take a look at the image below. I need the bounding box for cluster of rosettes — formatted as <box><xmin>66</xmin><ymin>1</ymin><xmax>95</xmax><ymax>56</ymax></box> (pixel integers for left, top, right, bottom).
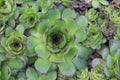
<box><xmin>0</xmin><ymin>0</ymin><xmax>120</xmax><ymax>80</ymax></box>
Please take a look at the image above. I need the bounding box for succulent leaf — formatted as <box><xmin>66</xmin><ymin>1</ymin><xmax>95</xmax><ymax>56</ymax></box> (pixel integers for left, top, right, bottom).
<box><xmin>35</xmin><ymin>58</ymin><xmax>52</xmax><ymax>74</ymax></box>
<box><xmin>58</xmin><ymin>60</ymin><xmax>76</xmax><ymax>77</ymax></box>
<box><xmin>26</xmin><ymin>67</ymin><xmax>38</xmax><ymax>80</ymax></box>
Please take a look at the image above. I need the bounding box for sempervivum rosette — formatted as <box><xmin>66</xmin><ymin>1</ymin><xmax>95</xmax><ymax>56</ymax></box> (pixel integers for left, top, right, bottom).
<box><xmin>19</xmin><ymin>8</ymin><xmax>40</xmax><ymax>29</ymax></box>
<box><xmin>27</xmin><ymin>8</ymin><xmax>87</xmax><ymax>79</ymax></box>
<box><xmin>83</xmin><ymin>24</ymin><xmax>106</xmax><ymax>49</ymax></box>
<box><xmin>101</xmin><ymin>21</ymin><xmax>116</xmax><ymax>37</ymax></box>
<box><xmin>1</xmin><ymin>31</ymin><xmax>26</xmax><ymax>58</ymax></box>
<box><xmin>86</xmin><ymin>8</ymin><xmax>98</xmax><ymax>22</ymax></box>
<box><xmin>0</xmin><ymin>0</ymin><xmax>15</xmax><ymax>18</ymax></box>
<box><xmin>77</xmin><ymin>67</ymin><xmax>105</xmax><ymax>80</ymax></box>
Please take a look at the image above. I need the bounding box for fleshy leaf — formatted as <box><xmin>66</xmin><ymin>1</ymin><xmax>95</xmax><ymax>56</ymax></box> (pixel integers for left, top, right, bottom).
<box><xmin>109</xmin><ymin>39</ymin><xmax>119</xmax><ymax>54</ymax></box>
<box><xmin>48</xmin><ymin>9</ymin><xmax>61</xmax><ymax>24</ymax></box>
<box><xmin>16</xmin><ymin>24</ymin><xmax>25</xmax><ymax>34</ymax></box>
<box><xmin>106</xmin><ymin>55</ymin><xmax>114</xmax><ymax>69</ymax></box>
<box><xmin>49</xmin><ymin>54</ymin><xmax>65</xmax><ymax>63</ymax></box>
<box><xmin>65</xmin><ymin>18</ymin><xmax>77</xmax><ymax>35</ymax></box>
<box><xmin>27</xmin><ymin>36</ymin><xmax>41</xmax><ymax>56</ymax></box>
<box><xmin>37</xmin><ymin>20</ymin><xmax>51</xmax><ymax>34</ymax></box>
<box><xmin>1</xmin><ymin>65</ymin><xmax>11</xmax><ymax>80</ymax></box>
<box><xmin>99</xmin><ymin>0</ymin><xmax>109</xmax><ymax>5</ymax></box>
<box><xmin>26</xmin><ymin>67</ymin><xmax>38</xmax><ymax>80</ymax></box>
<box><xmin>92</xmin><ymin>0</ymin><xmax>100</xmax><ymax>8</ymax></box>
<box><xmin>115</xmin><ymin>49</ymin><xmax>120</xmax><ymax>61</ymax></box>
<box><xmin>6</xmin><ymin>58</ymin><xmax>24</xmax><ymax>69</ymax></box>
<box><xmin>58</xmin><ymin>60</ymin><xmax>76</xmax><ymax>77</ymax></box>
<box><xmin>38</xmin><ymin>71</ymin><xmax>57</xmax><ymax>80</ymax></box>
<box><xmin>92</xmin><ymin>58</ymin><xmax>101</xmax><ymax>67</ymax></box>
<box><xmin>73</xmin><ymin>57</ymin><xmax>87</xmax><ymax>70</ymax></box>
<box><xmin>62</xmin><ymin>8</ymin><xmax>76</xmax><ymax>20</ymax></box>
<box><xmin>5</xmin><ymin>27</ymin><xmax>13</xmax><ymax>37</ymax></box>
<box><xmin>74</xmin><ymin>28</ymin><xmax>87</xmax><ymax>43</ymax></box>
<box><xmin>35</xmin><ymin>58</ymin><xmax>52</xmax><ymax>74</ymax></box>
<box><xmin>35</xmin><ymin>44</ymin><xmax>50</xmax><ymax>59</ymax></box>
<box><xmin>104</xmin><ymin>67</ymin><xmax>114</xmax><ymax>77</ymax></box>
<box><xmin>0</xmin><ymin>53</ymin><xmax>6</xmax><ymax>61</ymax></box>
<box><xmin>76</xmin><ymin>44</ymin><xmax>93</xmax><ymax>59</ymax></box>
<box><xmin>101</xmin><ymin>47</ymin><xmax>109</xmax><ymax>59</ymax></box>
<box><xmin>76</xmin><ymin>16</ymin><xmax>88</xmax><ymax>28</ymax></box>
<box><xmin>65</xmin><ymin>46</ymin><xmax>78</xmax><ymax>60</ymax></box>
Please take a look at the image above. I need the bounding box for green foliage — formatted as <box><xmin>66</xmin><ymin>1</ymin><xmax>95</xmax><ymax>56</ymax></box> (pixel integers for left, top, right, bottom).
<box><xmin>91</xmin><ymin>38</ymin><xmax>120</xmax><ymax>79</ymax></box>
<box><xmin>19</xmin><ymin>8</ymin><xmax>40</xmax><ymax>29</ymax></box>
<box><xmin>27</xmin><ymin>8</ymin><xmax>88</xmax><ymax>78</ymax></box>
<box><xmin>1</xmin><ymin>31</ymin><xmax>26</xmax><ymax>58</ymax></box>
<box><xmin>0</xmin><ymin>0</ymin><xmax>120</xmax><ymax>80</ymax></box>
<box><xmin>77</xmin><ymin>66</ymin><xmax>106</xmax><ymax>80</ymax></box>
<box><xmin>83</xmin><ymin>24</ymin><xmax>105</xmax><ymax>49</ymax></box>
<box><xmin>86</xmin><ymin>8</ymin><xmax>98</xmax><ymax>21</ymax></box>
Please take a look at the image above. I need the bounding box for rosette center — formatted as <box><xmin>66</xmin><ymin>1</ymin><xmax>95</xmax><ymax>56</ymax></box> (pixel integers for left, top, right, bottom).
<box><xmin>50</xmin><ymin>31</ymin><xmax>63</xmax><ymax>45</ymax></box>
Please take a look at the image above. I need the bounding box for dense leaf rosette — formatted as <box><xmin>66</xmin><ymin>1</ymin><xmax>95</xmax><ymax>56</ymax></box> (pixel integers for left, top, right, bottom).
<box><xmin>27</xmin><ymin>8</ymin><xmax>87</xmax><ymax>77</ymax></box>
<box><xmin>83</xmin><ymin>24</ymin><xmax>105</xmax><ymax>49</ymax></box>
<box><xmin>1</xmin><ymin>31</ymin><xmax>26</xmax><ymax>58</ymax></box>
<box><xmin>19</xmin><ymin>8</ymin><xmax>40</xmax><ymax>29</ymax></box>
<box><xmin>0</xmin><ymin>0</ymin><xmax>15</xmax><ymax>16</ymax></box>
<box><xmin>101</xmin><ymin>21</ymin><xmax>116</xmax><ymax>37</ymax></box>
<box><xmin>77</xmin><ymin>66</ymin><xmax>105</xmax><ymax>80</ymax></box>
<box><xmin>86</xmin><ymin>8</ymin><xmax>98</xmax><ymax>21</ymax></box>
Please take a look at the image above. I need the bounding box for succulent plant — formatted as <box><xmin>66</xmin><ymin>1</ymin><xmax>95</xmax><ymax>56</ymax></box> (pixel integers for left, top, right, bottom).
<box><xmin>27</xmin><ymin>8</ymin><xmax>88</xmax><ymax>78</ymax></box>
<box><xmin>83</xmin><ymin>24</ymin><xmax>106</xmax><ymax>49</ymax></box>
<box><xmin>77</xmin><ymin>68</ymin><xmax>89</xmax><ymax>80</ymax></box>
<box><xmin>101</xmin><ymin>21</ymin><xmax>116</xmax><ymax>37</ymax></box>
<box><xmin>1</xmin><ymin>30</ymin><xmax>26</xmax><ymax>58</ymax></box>
<box><xmin>77</xmin><ymin>66</ymin><xmax>105</xmax><ymax>80</ymax></box>
<box><xmin>108</xmin><ymin>7</ymin><xmax>120</xmax><ymax>25</ymax></box>
<box><xmin>96</xmin><ymin>9</ymin><xmax>109</xmax><ymax>26</ymax></box>
<box><xmin>89</xmin><ymin>66</ymin><xmax>105</xmax><ymax>80</ymax></box>
<box><xmin>0</xmin><ymin>27</ymin><xmax>27</xmax><ymax>80</ymax></box>
<box><xmin>0</xmin><ymin>0</ymin><xmax>120</xmax><ymax>80</ymax></box>
<box><xmin>86</xmin><ymin>8</ymin><xmax>98</xmax><ymax>21</ymax></box>
<box><xmin>19</xmin><ymin>8</ymin><xmax>40</xmax><ymax>29</ymax></box>
<box><xmin>0</xmin><ymin>0</ymin><xmax>15</xmax><ymax>18</ymax></box>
